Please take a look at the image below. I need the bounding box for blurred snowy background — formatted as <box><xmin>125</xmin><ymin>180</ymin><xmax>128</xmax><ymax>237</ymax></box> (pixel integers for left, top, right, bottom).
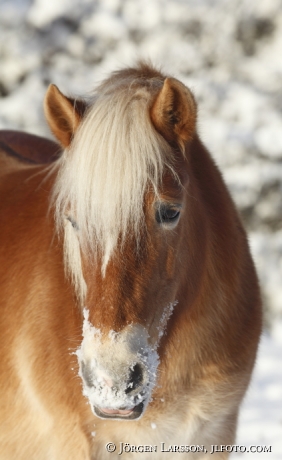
<box><xmin>0</xmin><ymin>0</ymin><xmax>281</xmax><ymax>457</ymax></box>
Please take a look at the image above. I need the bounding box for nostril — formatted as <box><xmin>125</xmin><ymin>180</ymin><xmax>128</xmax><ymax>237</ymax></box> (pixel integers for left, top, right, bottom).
<box><xmin>125</xmin><ymin>363</ymin><xmax>143</xmax><ymax>394</ymax></box>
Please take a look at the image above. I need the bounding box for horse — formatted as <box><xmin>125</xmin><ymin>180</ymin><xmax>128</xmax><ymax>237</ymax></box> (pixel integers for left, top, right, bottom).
<box><xmin>0</xmin><ymin>63</ymin><xmax>261</xmax><ymax>459</ymax></box>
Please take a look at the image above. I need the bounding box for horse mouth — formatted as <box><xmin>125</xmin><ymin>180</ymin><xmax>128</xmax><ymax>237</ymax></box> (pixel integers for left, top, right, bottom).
<box><xmin>93</xmin><ymin>402</ymin><xmax>144</xmax><ymax>420</ymax></box>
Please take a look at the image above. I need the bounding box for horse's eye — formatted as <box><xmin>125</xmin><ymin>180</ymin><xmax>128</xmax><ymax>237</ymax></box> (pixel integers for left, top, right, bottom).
<box><xmin>66</xmin><ymin>216</ymin><xmax>79</xmax><ymax>230</ymax></box>
<box><xmin>156</xmin><ymin>205</ymin><xmax>181</xmax><ymax>225</ymax></box>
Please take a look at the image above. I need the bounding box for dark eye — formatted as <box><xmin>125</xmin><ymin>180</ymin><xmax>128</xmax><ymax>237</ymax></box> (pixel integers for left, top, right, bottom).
<box><xmin>66</xmin><ymin>216</ymin><xmax>79</xmax><ymax>230</ymax></box>
<box><xmin>156</xmin><ymin>204</ymin><xmax>181</xmax><ymax>225</ymax></box>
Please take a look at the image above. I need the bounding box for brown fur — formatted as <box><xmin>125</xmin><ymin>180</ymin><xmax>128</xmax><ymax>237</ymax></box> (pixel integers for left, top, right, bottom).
<box><xmin>0</xmin><ymin>63</ymin><xmax>261</xmax><ymax>459</ymax></box>
<box><xmin>0</xmin><ymin>130</ymin><xmax>61</xmax><ymax>163</ymax></box>
<box><xmin>44</xmin><ymin>84</ymin><xmax>87</xmax><ymax>148</ymax></box>
<box><xmin>150</xmin><ymin>77</ymin><xmax>197</xmax><ymax>148</ymax></box>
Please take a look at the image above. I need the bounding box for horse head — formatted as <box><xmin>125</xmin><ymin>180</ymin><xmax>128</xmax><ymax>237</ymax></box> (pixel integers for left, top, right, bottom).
<box><xmin>44</xmin><ymin>64</ymin><xmax>198</xmax><ymax>420</ymax></box>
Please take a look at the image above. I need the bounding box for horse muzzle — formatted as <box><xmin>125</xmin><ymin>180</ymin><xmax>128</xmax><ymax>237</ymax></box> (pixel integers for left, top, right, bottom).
<box><xmin>76</xmin><ymin>309</ymin><xmax>159</xmax><ymax>421</ymax></box>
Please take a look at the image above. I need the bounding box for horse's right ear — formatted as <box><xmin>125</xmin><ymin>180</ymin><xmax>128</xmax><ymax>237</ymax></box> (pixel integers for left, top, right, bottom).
<box><xmin>44</xmin><ymin>84</ymin><xmax>87</xmax><ymax>148</ymax></box>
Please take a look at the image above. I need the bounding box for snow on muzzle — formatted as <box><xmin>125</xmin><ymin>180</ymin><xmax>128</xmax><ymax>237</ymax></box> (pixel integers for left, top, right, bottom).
<box><xmin>76</xmin><ymin>309</ymin><xmax>159</xmax><ymax>420</ymax></box>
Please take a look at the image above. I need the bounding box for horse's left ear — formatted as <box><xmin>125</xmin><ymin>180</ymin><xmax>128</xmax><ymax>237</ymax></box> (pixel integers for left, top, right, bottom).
<box><xmin>150</xmin><ymin>77</ymin><xmax>197</xmax><ymax>149</ymax></box>
<box><xmin>44</xmin><ymin>84</ymin><xmax>87</xmax><ymax>148</ymax></box>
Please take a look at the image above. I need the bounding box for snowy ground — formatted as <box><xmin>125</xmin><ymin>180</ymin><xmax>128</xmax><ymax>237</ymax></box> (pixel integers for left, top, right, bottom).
<box><xmin>0</xmin><ymin>0</ymin><xmax>281</xmax><ymax>457</ymax></box>
<box><xmin>233</xmin><ymin>324</ymin><xmax>282</xmax><ymax>458</ymax></box>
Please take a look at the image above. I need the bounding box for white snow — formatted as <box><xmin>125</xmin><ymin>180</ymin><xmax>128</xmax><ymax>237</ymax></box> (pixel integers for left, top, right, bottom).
<box><xmin>157</xmin><ymin>301</ymin><xmax>177</xmax><ymax>340</ymax></box>
<box><xmin>232</xmin><ymin>323</ymin><xmax>282</xmax><ymax>458</ymax></box>
<box><xmin>76</xmin><ymin>309</ymin><xmax>160</xmax><ymax>414</ymax></box>
<box><xmin>76</xmin><ymin>303</ymin><xmax>176</xmax><ymax>416</ymax></box>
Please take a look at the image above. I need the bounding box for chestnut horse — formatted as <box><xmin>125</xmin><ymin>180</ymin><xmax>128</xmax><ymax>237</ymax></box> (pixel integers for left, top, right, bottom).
<box><xmin>0</xmin><ymin>64</ymin><xmax>261</xmax><ymax>459</ymax></box>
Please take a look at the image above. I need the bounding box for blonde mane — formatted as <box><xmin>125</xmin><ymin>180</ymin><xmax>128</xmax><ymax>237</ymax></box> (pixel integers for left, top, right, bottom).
<box><xmin>52</xmin><ymin>71</ymin><xmax>174</xmax><ymax>302</ymax></box>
